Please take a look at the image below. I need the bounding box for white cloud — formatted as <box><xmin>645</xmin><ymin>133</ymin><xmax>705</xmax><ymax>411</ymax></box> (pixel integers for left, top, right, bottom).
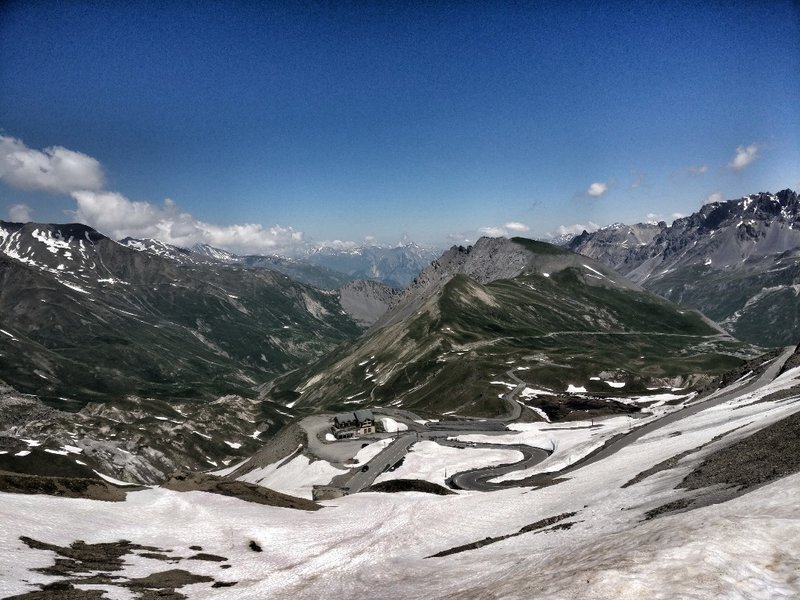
<box><xmin>8</xmin><ymin>203</ymin><xmax>33</xmax><ymax>222</ymax></box>
<box><xmin>556</xmin><ymin>221</ymin><xmax>600</xmax><ymax>236</ymax></box>
<box><xmin>704</xmin><ymin>191</ymin><xmax>725</xmax><ymax>205</ymax></box>
<box><xmin>314</xmin><ymin>239</ymin><xmax>359</xmax><ymax>251</ymax></box>
<box><xmin>688</xmin><ymin>165</ymin><xmax>708</xmax><ymax>175</ymax></box>
<box><xmin>70</xmin><ymin>190</ymin><xmax>305</xmax><ymax>255</ymax></box>
<box><xmin>671</xmin><ymin>212</ymin><xmax>686</xmax><ymax>219</ymax></box>
<box><xmin>477</xmin><ymin>221</ymin><xmax>531</xmax><ymax>238</ymax></box>
<box><xmin>478</xmin><ymin>226</ymin><xmax>508</xmax><ymax>237</ymax></box>
<box><xmin>727</xmin><ymin>144</ymin><xmax>759</xmax><ymax>171</ymax></box>
<box><xmin>628</xmin><ymin>174</ymin><xmax>645</xmax><ymax>190</ymax></box>
<box><xmin>0</xmin><ymin>135</ymin><xmax>104</xmax><ymax>194</ymax></box>
<box><xmin>503</xmin><ymin>221</ymin><xmax>529</xmax><ymax>233</ymax></box>
<box><xmin>646</xmin><ymin>212</ymin><xmax>661</xmax><ymax>221</ymax></box>
<box><xmin>586</xmin><ymin>182</ymin><xmax>608</xmax><ymax>197</ymax></box>
<box><xmin>447</xmin><ymin>233</ymin><xmax>472</xmax><ymax>245</ymax></box>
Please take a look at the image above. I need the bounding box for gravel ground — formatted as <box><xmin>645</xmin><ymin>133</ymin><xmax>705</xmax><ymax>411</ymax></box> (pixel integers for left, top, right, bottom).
<box><xmin>162</xmin><ymin>470</ymin><xmax>320</xmax><ymax>510</ymax></box>
<box><xmin>679</xmin><ymin>409</ymin><xmax>800</xmax><ymax>492</ymax></box>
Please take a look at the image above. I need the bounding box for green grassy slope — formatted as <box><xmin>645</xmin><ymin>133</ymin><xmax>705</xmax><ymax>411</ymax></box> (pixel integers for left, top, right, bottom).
<box><xmin>273</xmin><ymin>267</ymin><xmax>753</xmax><ymax>419</ymax></box>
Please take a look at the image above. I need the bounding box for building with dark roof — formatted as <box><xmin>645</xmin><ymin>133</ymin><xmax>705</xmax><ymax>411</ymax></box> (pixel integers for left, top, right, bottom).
<box><xmin>331</xmin><ymin>409</ymin><xmax>376</xmax><ymax>439</ymax></box>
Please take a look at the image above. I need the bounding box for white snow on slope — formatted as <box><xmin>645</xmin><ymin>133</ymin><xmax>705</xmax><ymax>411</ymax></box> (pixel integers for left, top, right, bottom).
<box><xmin>374</xmin><ymin>441</ymin><xmax>523</xmax><ymax>488</ymax></box>
<box><xmin>1</xmin><ymin>368</ymin><xmax>800</xmax><ymax>599</ymax></box>
<box><xmin>237</xmin><ymin>454</ymin><xmax>346</xmax><ymax>499</ymax></box>
<box><xmin>92</xmin><ymin>471</ymin><xmax>137</xmax><ymax>486</ymax></box>
<box><xmin>350</xmin><ymin>438</ymin><xmax>394</xmax><ymax>466</ymax></box>
<box><xmin>582</xmin><ymin>263</ymin><xmax>606</xmax><ymax>278</ymax></box>
<box><xmin>378</xmin><ymin>417</ymin><xmax>408</xmax><ymax>433</ymax></box>
<box><xmin>520</xmin><ymin>386</ymin><xmax>555</xmax><ymax>398</ymax></box>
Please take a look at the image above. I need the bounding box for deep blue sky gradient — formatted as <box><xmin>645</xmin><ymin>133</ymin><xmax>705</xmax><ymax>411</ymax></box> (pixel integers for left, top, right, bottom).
<box><xmin>1</xmin><ymin>0</ymin><xmax>799</xmax><ymax>245</ymax></box>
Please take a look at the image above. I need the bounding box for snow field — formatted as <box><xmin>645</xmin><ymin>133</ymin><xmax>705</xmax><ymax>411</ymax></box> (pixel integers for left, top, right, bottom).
<box><xmin>378</xmin><ymin>416</ymin><xmax>408</xmax><ymax>433</ymax></box>
<box><xmin>236</xmin><ymin>454</ymin><xmax>346</xmax><ymax>499</ymax></box>
<box><xmin>373</xmin><ymin>440</ymin><xmax>523</xmax><ymax>487</ymax></box>
<box><xmin>2</xmin><ymin>369</ymin><xmax>799</xmax><ymax>598</ymax></box>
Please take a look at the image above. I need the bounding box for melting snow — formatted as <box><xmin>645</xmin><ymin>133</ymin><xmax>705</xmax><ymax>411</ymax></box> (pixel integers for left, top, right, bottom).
<box><xmin>520</xmin><ymin>387</ymin><xmax>555</xmax><ymax>398</ymax></box>
<box><xmin>378</xmin><ymin>417</ymin><xmax>408</xmax><ymax>433</ymax></box>
<box><xmin>374</xmin><ymin>441</ymin><xmax>523</xmax><ymax>488</ymax></box>
<box><xmin>490</xmin><ymin>381</ymin><xmax>516</xmax><ymax>389</ymax></box>
<box><xmin>238</xmin><ymin>454</ymin><xmax>346</xmax><ymax>499</ymax></box>
<box><xmin>582</xmin><ymin>264</ymin><xmax>606</xmax><ymax>278</ymax></box>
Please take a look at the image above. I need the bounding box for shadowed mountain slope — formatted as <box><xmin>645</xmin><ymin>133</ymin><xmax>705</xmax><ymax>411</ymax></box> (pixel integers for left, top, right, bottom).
<box><xmin>0</xmin><ymin>221</ymin><xmax>360</xmax><ymax>409</ymax></box>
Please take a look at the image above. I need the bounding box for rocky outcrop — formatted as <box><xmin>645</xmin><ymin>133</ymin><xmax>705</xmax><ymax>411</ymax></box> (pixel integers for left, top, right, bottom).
<box><xmin>339</xmin><ymin>279</ymin><xmax>402</xmax><ymax>326</ymax></box>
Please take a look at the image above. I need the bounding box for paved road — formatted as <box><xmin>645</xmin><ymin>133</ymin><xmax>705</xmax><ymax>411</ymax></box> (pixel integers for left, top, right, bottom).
<box><xmin>341</xmin><ymin>434</ymin><xmax>418</xmax><ymax>493</ymax></box>
<box><xmin>342</xmin><ymin>367</ymin><xmax>538</xmax><ymax>493</ymax></box>
<box><xmin>448</xmin><ymin>444</ymin><xmax>550</xmax><ymax>491</ymax></box>
<box><xmin>445</xmin><ymin>345</ymin><xmax>796</xmax><ymax>491</ymax></box>
<box><xmin>500</xmin><ymin>370</ymin><xmax>525</xmax><ymax>422</ymax></box>
<box><xmin>337</xmin><ymin>346</ymin><xmax>796</xmax><ymax>494</ymax></box>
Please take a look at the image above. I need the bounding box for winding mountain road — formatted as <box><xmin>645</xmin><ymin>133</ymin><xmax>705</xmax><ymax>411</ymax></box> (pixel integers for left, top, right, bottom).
<box><xmin>449</xmin><ymin>345</ymin><xmax>796</xmax><ymax>491</ymax></box>
<box><xmin>340</xmin><ymin>347</ymin><xmax>796</xmax><ymax>494</ymax></box>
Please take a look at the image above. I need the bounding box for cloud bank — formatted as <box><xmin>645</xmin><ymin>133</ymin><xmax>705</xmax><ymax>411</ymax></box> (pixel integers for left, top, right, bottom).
<box><xmin>0</xmin><ymin>135</ymin><xmax>105</xmax><ymax>194</ymax></box>
<box><xmin>478</xmin><ymin>221</ymin><xmax>530</xmax><ymax>238</ymax></box>
<box><xmin>0</xmin><ymin>134</ymin><xmax>308</xmax><ymax>255</ymax></box>
<box><xmin>8</xmin><ymin>203</ymin><xmax>33</xmax><ymax>222</ymax></box>
<box><xmin>556</xmin><ymin>221</ymin><xmax>600</xmax><ymax>236</ymax></box>
<box><xmin>70</xmin><ymin>190</ymin><xmax>304</xmax><ymax>255</ymax></box>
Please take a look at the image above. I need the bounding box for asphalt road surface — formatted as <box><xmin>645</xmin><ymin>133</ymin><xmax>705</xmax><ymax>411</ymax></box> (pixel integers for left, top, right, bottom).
<box><xmin>445</xmin><ymin>346</ymin><xmax>796</xmax><ymax>491</ymax></box>
<box><xmin>343</xmin><ymin>434</ymin><xmax>418</xmax><ymax>493</ymax></box>
<box><xmin>448</xmin><ymin>444</ymin><xmax>550</xmax><ymax>491</ymax></box>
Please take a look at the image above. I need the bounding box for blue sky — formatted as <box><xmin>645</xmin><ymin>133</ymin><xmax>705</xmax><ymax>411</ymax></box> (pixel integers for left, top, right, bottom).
<box><xmin>1</xmin><ymin>0</ymin><xmax>799</xmax><ymax>252</ymax></box>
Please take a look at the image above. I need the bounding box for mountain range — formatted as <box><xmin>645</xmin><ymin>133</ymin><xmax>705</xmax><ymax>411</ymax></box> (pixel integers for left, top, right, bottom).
<box><xmin>568</xmin><ymin>188</ymin><xmax>800</xmax><ymax>345</ymax></box>
<box><xmin>0</xmin><ymin>221</ymin><xmax>360</xmax><ymax>410</ymax></box>
<box><xmin>270</xmin><ymin>236</ymin><xmax>753</xmax><ymax>419</ymax></box>
<box><xmin>2</xmin><ymin>190</ymin><xmax>797</xmax><ymax>483</ymax></box>
<box><xmin>2</xmin><ymin>198</ymin><xmax>799</xmax><ymax>600</ymax></box>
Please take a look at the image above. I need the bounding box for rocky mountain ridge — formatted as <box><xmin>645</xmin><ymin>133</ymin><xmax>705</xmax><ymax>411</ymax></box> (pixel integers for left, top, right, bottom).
<box><xmin>569</xmin><ymin>189</ymin><xmax>800</xmax><ymax>345</ymax></box>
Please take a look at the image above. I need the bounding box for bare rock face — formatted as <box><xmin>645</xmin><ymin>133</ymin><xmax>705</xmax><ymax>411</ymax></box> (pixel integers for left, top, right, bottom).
<box><xmin>571</xmin><ymin>189</ymin><xmax>800</xmax><ymax>280</ymax></box>
<box><xmin>374</xmin><ymin>236</ymin><xmax>633</xmax><ymax>330</ymax></box>
<box><xmin>339</xmin><ymin>280</ymin><xmax>402</xmax><ymax>326</ymax></box>
<box><xmin>569</xmin><ymin>222</ymin><xmax>666</xmax><ymax>272</ymax></box>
